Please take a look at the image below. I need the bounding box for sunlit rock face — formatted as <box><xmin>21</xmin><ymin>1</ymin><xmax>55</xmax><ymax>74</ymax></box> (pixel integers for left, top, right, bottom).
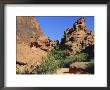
<box><xmin>16</xmin><ymin>16</ymin><xmax>51</xmax><ymax>72</ymax></box>
<box><xmin>16</xmin><ymin>16</ymin><xmax>50</xmax><ymax>46</ymax></box>
<box><xmin>61</xmin><ymin>17</ymin><xmax>94</xmax><ymax>55</ymax></box>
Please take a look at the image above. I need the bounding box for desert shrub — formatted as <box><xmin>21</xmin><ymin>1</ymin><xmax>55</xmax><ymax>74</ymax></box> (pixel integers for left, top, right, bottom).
<box><xmin>63</xmin><ymin>53</ymin><xmax>91</xmax><ymax>68</ymax></box>
<box><xmin>36</xmin><ymin>45</ymin><xmax>70</xmax><ymax>74</ymax></box>
<box><xmin>86</xmin><ymin>62</ymin><xmax>94</xmax><ymax>74</ymax></box>
<box><xmin>49</xmin><ymin>45</ymin><xmax>69</xmax><ymax>68</ymax></box>
<box><xmin>50</xmin><ymin>46</ymin><xmax>68</xmax><ymax>59</ymax></box>
<box><xmin>75</xmin><ymin>53</ymin><xmax>89</xmax><ymax>62</ymax></box>
<box><xmin>36</xmin><ymin>46</ymin><xmax>91</xmax><ymax>74</ymax></box>
<box><xmin>36</xmin><ymin>56</ymin><xmax>60</xmax><ymax>74</ymax></box>
<box><xmin>63</xmin><ymin>55</ymin><xmax>77</xmax><ymax>67</ymax></box>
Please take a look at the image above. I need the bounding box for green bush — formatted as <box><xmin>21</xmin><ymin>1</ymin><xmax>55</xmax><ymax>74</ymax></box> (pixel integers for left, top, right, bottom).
<box><xmin>50</xmin><ymin>46</ymin><xmax>68</xmax><ymax>59</ymax></box>
<box><xmin>86</xmin><ymin>62</ymin><xmax>94</xmax><ymax>74</ymax></box>
<box><xmin>36</xmin><ymin>45</ymin><xmax>69</xmax><ymax>74</ymax></box>
<box><xmin>36</xmin><ymin>45</ymin><xmax>91</xmax><ymax>74</ymax></box>
<box><xmin>49</xmin><ymin>45</ymin><xmax>69</xmax><ymax>68</ymax></box>
<box><xmin>36</xmin><ymin>55</ymin><xmax>60</xmax><ymax>74</ymax></box>
<box><xmin>62</xmin><ymin>53</ymin><xmax>90</xmax><ymax>68</ymax></box>
<box><xmin>75</xmin><ymin>53</ymin><xmax>89</xmax><ymax>62</ymax></box>
<box><xmin>63</xmin><ymin>55</ymin><xmax>77</xmax><ymax>67</ymax></box>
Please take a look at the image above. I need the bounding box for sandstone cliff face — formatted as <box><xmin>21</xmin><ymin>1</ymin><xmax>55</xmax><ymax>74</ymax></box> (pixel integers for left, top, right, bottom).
<box><xmin>16</xmin><ymin>16</ymin><xmax>50</xmax><ymax>47</ymax></box>
<box><xmin>61</xmin><ymin>17</ymin><xmax>94</xmax><ymax>55</ymax></box>
<box><xmin>16</xmin><ymin>16</ymin><xmax>51</xmax><ymax>72</ymax></box>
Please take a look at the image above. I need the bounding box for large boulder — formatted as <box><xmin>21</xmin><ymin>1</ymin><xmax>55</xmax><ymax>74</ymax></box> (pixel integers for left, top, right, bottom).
<box><xmin>69</xmin><ymin>62</ymin><xmax>93</xmax><ymax>74</ymax></box>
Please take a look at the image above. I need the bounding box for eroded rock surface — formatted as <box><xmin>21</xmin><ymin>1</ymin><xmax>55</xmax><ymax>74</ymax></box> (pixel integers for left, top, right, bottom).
<box><xmin>16</xmin><ymin>16</ymin><xmax>51</xmax><ymax>73</ymax></box>
<box><xmin>61</xmin><ymin>17</ymin><xmax>94</xmax><ymax>55</ymax></box>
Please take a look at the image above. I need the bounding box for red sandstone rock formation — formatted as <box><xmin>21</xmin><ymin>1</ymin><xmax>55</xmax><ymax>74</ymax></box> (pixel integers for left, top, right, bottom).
<box><xmin>61</xmin><ymin>17</ymin><xmax>94</xmax><ymax>55</ymax></box>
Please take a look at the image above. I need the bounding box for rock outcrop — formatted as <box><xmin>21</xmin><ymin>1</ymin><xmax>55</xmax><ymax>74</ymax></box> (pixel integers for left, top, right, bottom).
<box><xmin>69</xmin><ymin>62</ymin><xmax>93</xmax><ymax>74</ymax></box>
<box><xmin>16</xmin><ymin>16</ymin><xmax>50</xmax><ymax>49</ymax></box>
<box><xmin>61</xmin><ymin>17</ymin><xmax>94</xmax><ymax>55</ymax></box>
<box><xmin>50</xmin><ymin>40</ymin><xmax>59</xmax><ymax>47</ymax></box>
<box><xmin>16</xmin><ymin>16</ymin><xmax>52</xmax><ymax>73</ymax></box>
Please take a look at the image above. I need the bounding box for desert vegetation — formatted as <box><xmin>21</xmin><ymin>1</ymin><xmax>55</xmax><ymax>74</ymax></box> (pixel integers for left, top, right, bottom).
<box><xmin>16</xmin><ymin>45</ymin><xmax>94</xmax><ymax>74</ymax></box>
<box><xmin>33</xmin><ymin>45</ymin><xmax>94</xmax><ymax>74</ymax></box>
<box><xmin>16</xmin><ymin>16</ymin><xmax>94</xmax><ymax>74</ymax></box>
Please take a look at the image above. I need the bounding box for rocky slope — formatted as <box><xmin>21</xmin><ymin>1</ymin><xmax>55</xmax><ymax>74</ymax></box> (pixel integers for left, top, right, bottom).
<box><xmin>16</xmin><ymin>16</ymin><xmax>52</xmax><ymax>73</ymax></box>
<box><xmin>61</xmin><ymin>17</ymin><xmax>94</xmax><ymax>56</ymax></box>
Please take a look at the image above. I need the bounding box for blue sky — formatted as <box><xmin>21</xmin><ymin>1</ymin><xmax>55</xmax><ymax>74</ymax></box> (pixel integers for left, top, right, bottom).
<box><xmin>35</xmin><ymin>16</ymin><xmax>94</xmax><ymax>42</ymax></box>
